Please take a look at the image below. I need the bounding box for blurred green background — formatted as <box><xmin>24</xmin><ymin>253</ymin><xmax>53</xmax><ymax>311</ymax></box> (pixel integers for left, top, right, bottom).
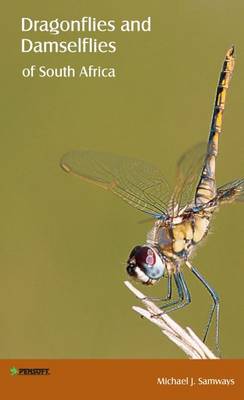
<box><xmin>0</xmin><ymin>0</ymin><xmax>243</xmax><ymax>359</ymax></box>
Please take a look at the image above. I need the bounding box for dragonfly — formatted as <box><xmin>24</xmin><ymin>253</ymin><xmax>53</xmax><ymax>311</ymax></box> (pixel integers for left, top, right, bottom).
<box><xmin>60</xmin><ymin>46</ymin><xmax>243</xmax><ymax>353</ymax></box>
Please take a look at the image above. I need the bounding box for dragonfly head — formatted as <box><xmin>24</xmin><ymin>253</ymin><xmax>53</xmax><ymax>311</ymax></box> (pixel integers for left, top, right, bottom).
<box><xmin>126</xmin><ymin>245</ymin><xmax>166</xmax><ymax>285</ymax></box>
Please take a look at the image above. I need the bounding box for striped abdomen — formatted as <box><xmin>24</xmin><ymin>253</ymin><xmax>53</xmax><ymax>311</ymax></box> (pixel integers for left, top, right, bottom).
<box><xmin>195</xmin><ymin>46</ymin><xmax>235</xmax><ymax>206</ymax></box>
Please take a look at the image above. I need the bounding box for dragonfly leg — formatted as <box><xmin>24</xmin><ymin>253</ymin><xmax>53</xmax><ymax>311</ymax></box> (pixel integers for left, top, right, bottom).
<box><xmin>160</xmin><ymin>271</ymin><xmax>191</xmax><ymax>313</ymax></box>
<box><xmin>143</xmin><ymin>274</ymin><xmax>172</xmax><ymax>302</ymax></box>
<box><xmin>152</xmin><ymin>271</ymin><xmax>191</xmax><ymax>314</ymax></box>
<box><xmin>186</xmin><ymin>261</ymin><xmax>220</xmax><ymax>354</ymax></box>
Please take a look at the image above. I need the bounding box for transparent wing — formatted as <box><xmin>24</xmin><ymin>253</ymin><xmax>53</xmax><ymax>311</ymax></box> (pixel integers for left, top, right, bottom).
<box><xmin>60</xmin><ymin>150</ymin><xmax>172</xmax><ymax>217</ymax></box>
<box><xmin>169</xmin><ymin>142</ymin><xmax>207</xmax><ymax>215</ymax></box>
<box><xmin>217</xmin><ymin>178</ymin><xmax>244</xmax><ymax>203</ymax></box>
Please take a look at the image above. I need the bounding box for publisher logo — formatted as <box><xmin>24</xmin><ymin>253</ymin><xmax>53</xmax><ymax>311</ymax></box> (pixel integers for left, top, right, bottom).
<box><xmin>10</xmin><ymin>367</ymin><xmax>18</xmax><ymax>376</ymax></box>
<box><xmin>9</xmin><ymin>366</ymin><xmax>50</xmax><ymax>376</ymax></box>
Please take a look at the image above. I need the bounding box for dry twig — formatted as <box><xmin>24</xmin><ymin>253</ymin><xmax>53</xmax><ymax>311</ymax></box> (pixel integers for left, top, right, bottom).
<box><xmin>124</xmin><ymin>280</ymin><xmax>218</xmax><ymax>359</ymax></box>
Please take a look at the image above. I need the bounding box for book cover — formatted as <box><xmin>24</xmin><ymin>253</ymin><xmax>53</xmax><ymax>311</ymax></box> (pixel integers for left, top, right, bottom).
<box><xmin>1</xmin><ymin>1</ymin><xmax>244</xmax><ymax>398</ymax></box>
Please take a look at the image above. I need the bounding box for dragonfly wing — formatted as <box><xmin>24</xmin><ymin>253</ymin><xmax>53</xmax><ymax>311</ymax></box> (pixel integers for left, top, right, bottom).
<box><xmin>169</xmin><ymin>142</ymin><xmax>206</xmax><ymax>215</ymax></box>
<box><xmin>60</xmin><ymin>150</ymin><xmax>171</xmax><ymax>217</ymax></box>
<box><xmin>217</xmin><ymin>178</ymin><xmax>244</xmax><ymax>203</ymax></box>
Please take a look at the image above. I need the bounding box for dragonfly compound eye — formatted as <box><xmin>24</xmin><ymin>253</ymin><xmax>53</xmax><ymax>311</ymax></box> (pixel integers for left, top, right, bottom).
<box><xmin>127</xmin><ymin>245</ymin><xmax>165</xmax><ymax>282</ymax></box>
<box><xmin>128</xmin><ymin>245</ymin><xmax>142</xmax><ymax>259</ymax></box>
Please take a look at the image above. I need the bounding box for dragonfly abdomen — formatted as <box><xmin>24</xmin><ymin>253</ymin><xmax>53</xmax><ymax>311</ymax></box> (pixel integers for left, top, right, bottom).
<box><xmin>195</xmin><ymin>46</ymin><xmax>235</xmax><ymax>207</ymax></box>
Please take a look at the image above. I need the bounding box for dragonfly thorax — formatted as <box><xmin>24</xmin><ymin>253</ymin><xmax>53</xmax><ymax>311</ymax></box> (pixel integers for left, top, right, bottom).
<box><xmin>147</xmin><ymin>212</ymin><xmax>212</xmax><ymax>263</ymax></box>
